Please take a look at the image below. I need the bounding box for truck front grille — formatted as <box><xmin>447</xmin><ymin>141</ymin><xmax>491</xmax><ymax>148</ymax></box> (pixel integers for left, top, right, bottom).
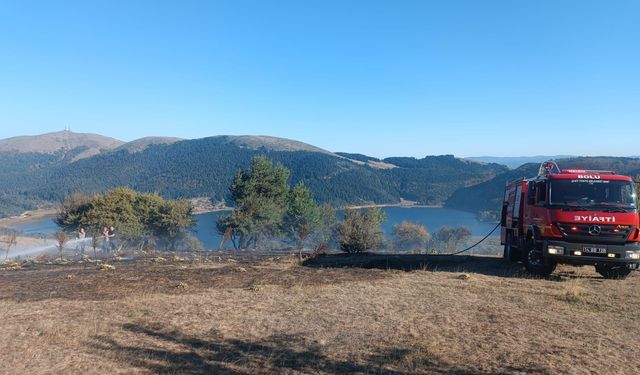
<box><xmin>556</xmin><ymin>223</ymin><xmax>632</xmax><ymax>245</ymax></box>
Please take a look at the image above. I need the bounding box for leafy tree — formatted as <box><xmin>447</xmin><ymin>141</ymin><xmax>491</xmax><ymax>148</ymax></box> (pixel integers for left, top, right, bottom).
<box><xmin>392</xmin><ymin>221</ymin><xmax>430</xmax><ymax>252</ymax></box>
<box><xmin>135</xmin><ymin>193</ymin><xmax>194</xmax><ymax>249</ymax></box>
<box><xmin>283</xmin><ymin>182</ymin><xmax>321</xmax><ymax>257</ymax></box>
<box><xmin>84</xmin><ymin>188</ymin><xmax>144</xmax><ymax>238</ymax></box>
<box><xmin>55</xmin><ymin>193</ymin><xmax>91</xmax><ymax>230</ymax></box>
<box><xmin>434</xmin><ymin>226</ymin><xmax>472</xmax><ymax>252</ymax></box>
<box><xmin>218</xmin><ymin>156</ymin><xmax>290</xmax><ymax>249</ymax></box>
<box><xmin>337</xmin><ymin>207</ymin><xmax>386</xmax><ymax>253</ymax></box>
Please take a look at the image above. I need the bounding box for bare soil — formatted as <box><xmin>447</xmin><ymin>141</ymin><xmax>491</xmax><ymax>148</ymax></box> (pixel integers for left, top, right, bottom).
<box><xmin>0</xmin><ymin>253</ymin><xmax>638</xmax><ymax>374</ymax></box>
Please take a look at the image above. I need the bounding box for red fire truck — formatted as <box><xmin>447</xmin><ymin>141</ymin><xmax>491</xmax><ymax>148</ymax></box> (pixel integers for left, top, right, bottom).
<box><xmin>500</xmin><ymin>161</ymin><xmax>640</xmax><ymax>279</ymax></box>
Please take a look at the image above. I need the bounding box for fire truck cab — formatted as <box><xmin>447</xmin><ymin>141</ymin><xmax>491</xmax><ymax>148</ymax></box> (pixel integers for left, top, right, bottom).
<box><xmin>501</xmin><ymin>161</ymin><xmax>640</xmax><ymax>278</ymax></box>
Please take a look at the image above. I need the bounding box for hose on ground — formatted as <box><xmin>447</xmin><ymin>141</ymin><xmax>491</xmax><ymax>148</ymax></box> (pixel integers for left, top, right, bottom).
<box><xmin>438</xmin><ymin>222</ymin><xmax>501</xmax><ymax>256</ymax></box>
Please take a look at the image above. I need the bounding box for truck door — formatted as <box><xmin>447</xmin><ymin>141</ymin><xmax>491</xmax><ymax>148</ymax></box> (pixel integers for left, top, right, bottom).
<box><xmin>513</xmin><ymin>184</ymin><xmax>522</xmax><ymax>222</ymax></box>
<box><xmin>512</xmin><ymin>184</ymin><xmax>523</xmax><ymax>238</ymax></box>
<box><xmin>532</xmin><ymin>181</ymin><xmax>547</xmax><ymax>227</ymax></box>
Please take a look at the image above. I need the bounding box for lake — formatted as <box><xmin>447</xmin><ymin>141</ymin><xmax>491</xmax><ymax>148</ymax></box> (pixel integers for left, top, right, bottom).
<box><xmin>5</xmin><ymin>207</ymin><xmax>498</xmax><ymax>250</ymax></box>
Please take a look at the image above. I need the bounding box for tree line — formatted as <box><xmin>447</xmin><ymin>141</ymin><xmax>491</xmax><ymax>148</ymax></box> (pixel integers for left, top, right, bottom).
<box><xmin>217</xmin><ymin>156</ymin><xmax>473</xmax><ymax>255</ymax></box>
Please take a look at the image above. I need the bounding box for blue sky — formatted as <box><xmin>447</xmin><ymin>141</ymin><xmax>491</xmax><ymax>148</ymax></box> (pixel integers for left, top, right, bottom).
<box><xmin>0</xmin><ymin>0</ymin><xmax>638</xmax><ymax>158</ymax></box>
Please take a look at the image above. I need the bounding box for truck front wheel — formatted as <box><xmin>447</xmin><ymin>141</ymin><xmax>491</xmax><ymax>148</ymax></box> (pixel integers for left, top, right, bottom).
<box><xmin>523</xmin><ymin>241</ymin><xmax>556</xmax><ymax>276</ymax></box>
<box><xmin>595</xmin><ymin>264</ymin><xmax>632</xmax><ymax>280</ymax></box>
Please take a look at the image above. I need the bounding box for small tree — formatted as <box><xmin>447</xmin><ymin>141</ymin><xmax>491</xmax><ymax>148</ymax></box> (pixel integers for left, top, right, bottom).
<box><xmin>55</xmin><ymin>231</ymin><xmax>68</xmax><ymax>261</ymax></box>
<box><xmin>338</xmin><ymin>208</ymin><xmax>386</xmax><ymax>253</ymax></box>
<box><xmin>90</xmin><ymin>230</ymin><xmax>100</xmax><ymax>259</ymax></box>
<box><xmin>2</xmin><ymin>230</ymin><xmax>17</xmax><ymax>260</ymax></box>
<box><xmin>283</xmin><ymin>182</ymin><xmax>321</xmax><ymax>258</ymax></box>
<box><xmin>314</xmin><ymin>203</ymin><xmax>338</xmax><ymax>252</ymax></box>
<box><xmin>137</xmin><ymin>194</ymin><xmax>195</xmax><ymax>250</ymax></box>
<box><xmin>392</xmin><ymin>221</ymin><xmax>430</xmax><ymax>252</ymax></box>
<box><xmin>217</xmin><ymin>156</ymin><xmax>290</xmax><ymax>249</ymax></box>
<box><xmin>434</xmin><ymin>226</ymin><xmax>472</xmax><ymax>252</ymax></box>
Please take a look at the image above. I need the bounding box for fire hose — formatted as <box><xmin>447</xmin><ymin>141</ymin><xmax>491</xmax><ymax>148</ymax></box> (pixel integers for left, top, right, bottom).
<box><xmin>440</xmin><ymin>222</ymin><xmax>501</xmax><ymax>256</ymax></box>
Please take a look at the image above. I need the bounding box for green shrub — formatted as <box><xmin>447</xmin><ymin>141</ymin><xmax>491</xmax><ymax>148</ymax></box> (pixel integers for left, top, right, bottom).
<box><xmin>392</xmin><ymin>221</ymin><xmax>430</xmax><ymax>252</ymax></box>
<box><xmin>337</xmin><ymin>208</ymin><xmax>386</xmax><ymax>253</ymax></box>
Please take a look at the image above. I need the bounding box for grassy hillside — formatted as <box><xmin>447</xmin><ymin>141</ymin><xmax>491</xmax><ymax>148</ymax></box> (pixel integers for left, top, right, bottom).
<box><xmin>0</xmin><ymin>130</ymin><xmax>123</xmax><ymax>155</ymax></box>
<box><xmin>0</xmin><ymin>254</ymin><xmax>637</xmax><ymax>374</ymax></box>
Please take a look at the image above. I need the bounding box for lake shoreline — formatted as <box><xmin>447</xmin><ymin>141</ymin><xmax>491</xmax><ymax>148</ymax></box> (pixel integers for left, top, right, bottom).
<box><xmin>0</xmin><ymin>203</ymin><xmax>447</xmax><ymax>227</ymax></box>
<box><xmin>194</xmin><ymin>203</ymin><xmax>446</xmax><ymax>214</ymax></box>
<box><xmin>0</xmin><ymin>208</ymin><xmax>58</xmax><ymax>228</ymax></box>
<box><xmin>342</xmin><ymin>203</ymin><xmax>444</xmax><ymax>210</ymax></box>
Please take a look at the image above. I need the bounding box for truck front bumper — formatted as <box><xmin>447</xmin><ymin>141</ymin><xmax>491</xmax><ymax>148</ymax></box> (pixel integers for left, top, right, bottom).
<box><xmin>544</xmin><ymin>240</ymin><xmax>640</xmax><ymax>269</ymax></box>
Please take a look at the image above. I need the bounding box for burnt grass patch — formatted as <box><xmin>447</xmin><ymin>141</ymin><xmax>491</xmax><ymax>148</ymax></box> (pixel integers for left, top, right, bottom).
<box><xmin>0</xmin><ymin>256</ymin><xmax>390</xmax><ymax>303</ymax></box>
<box><xmin>304</xmin><ymin>253</ymin><xmax>527</xmax><ymax>277</ymax></box>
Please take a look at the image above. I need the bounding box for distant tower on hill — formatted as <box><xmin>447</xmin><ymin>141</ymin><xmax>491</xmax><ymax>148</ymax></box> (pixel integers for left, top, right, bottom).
<box><xmin>61</xmin><ymin>125</ymin><xmax>71</xmax><ymax>156</ymax></box>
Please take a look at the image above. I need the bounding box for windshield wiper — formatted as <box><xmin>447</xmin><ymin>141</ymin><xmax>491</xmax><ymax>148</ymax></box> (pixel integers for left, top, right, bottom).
<box><xmin>556</xmin><ymin>202</ymin><xmax>590</xmax><ymax>210</ymax></box>
<box><xmin>557</xmin><ymin>206</ymin><xmax>589</xmax><ymax>211</ymax></box>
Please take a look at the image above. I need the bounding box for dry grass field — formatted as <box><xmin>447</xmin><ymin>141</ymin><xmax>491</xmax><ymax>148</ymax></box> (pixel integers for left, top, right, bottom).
<box><xmin>0</xmin><ymin>253</ymin><xmax>638</xmax><ymax>374</ymax></box>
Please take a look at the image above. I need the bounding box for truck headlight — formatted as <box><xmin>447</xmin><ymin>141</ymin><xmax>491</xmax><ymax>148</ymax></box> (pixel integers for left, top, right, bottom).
<box><xmin>547</xmin><ymin>245</ymin><xmax>564</xmax><ymax>255</ymax></box>
<box><xmin>625</xmin><ymin>251</ymin><xmax>640</xmax><ymax>260</ymax></box>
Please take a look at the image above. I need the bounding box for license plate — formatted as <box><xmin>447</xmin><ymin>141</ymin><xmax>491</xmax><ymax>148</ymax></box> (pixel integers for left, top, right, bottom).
<box><xmin>582</xmin><ymin>246</ymin><xmax>607</xmax><ymax>254</ymax></box>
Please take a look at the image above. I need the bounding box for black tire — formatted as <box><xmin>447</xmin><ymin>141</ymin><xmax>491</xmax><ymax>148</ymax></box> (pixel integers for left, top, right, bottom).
<box><xmin>503</xmin><ymin>232</ymin><xmax>519</xmax><ymax>262</ymax></box>
<box><xmin>523</xmin><ymin>241</ymin><xmax>556</xmax><ymax>276</ymax></box>
<box><xmin>595</xmin><ymin>264</ymin><xmax>632</xmax><ymax>280</ymax></box>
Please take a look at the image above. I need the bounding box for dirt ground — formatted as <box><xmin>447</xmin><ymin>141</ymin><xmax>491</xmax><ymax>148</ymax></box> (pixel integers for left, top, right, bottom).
<box><xmin>0</xmin><ymin>253</ymin><xmax>638</xmax><ymax>374</ymax></box>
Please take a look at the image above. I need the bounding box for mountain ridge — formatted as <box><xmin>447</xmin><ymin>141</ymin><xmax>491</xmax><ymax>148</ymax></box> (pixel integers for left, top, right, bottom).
<box><xmin>4</xmin><ymin>132</ymin><xmax>639</xmax><ymax>221</ymax></box>
<box><xmin>113</xmin><ymin>136</ymin><xmax>183</xmax><ymax>154</ymax></box>
<box><xmin>0</xmin><ymin>132</ymin><xmax>507</xmax><ymax>218</ymax></box>
<box><xmin>0</xmin><ymin>131</ymin><xmax>124</xmax><ymax>161</ymax></box>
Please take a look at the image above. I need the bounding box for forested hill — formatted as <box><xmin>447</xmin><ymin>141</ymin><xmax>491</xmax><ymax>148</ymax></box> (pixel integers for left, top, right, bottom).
<box><xmin>446</xmin><ymin>157</ymin><xmax>640</xmax><ymax>217</ymax></box>
<box><xmin>0</xmin><ymin>134</ymin><xmax>507</xmax><ymax>217</ymax></box>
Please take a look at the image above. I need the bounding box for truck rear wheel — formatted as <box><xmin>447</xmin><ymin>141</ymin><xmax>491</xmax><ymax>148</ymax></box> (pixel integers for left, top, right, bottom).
<box><xmin>595</xmin><ymin>264</ymin><xmax>632</xmax><ymax>280</ymax></box>
<box><xmin>503</xmin><ymin>232</ymin><xmax>519</xmax><ymax>262</ymax></box>
<box><xmin>523</xmin><ymin>241</ymin><xmax>556</xmax><ymax>277</ymax></box>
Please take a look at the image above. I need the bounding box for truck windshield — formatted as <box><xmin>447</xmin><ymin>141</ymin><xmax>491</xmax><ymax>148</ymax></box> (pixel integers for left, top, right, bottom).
<box><xmin>549</xmin><ymin>179</ymin><xmax>637</xmax><ymax>210</ymax></box>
